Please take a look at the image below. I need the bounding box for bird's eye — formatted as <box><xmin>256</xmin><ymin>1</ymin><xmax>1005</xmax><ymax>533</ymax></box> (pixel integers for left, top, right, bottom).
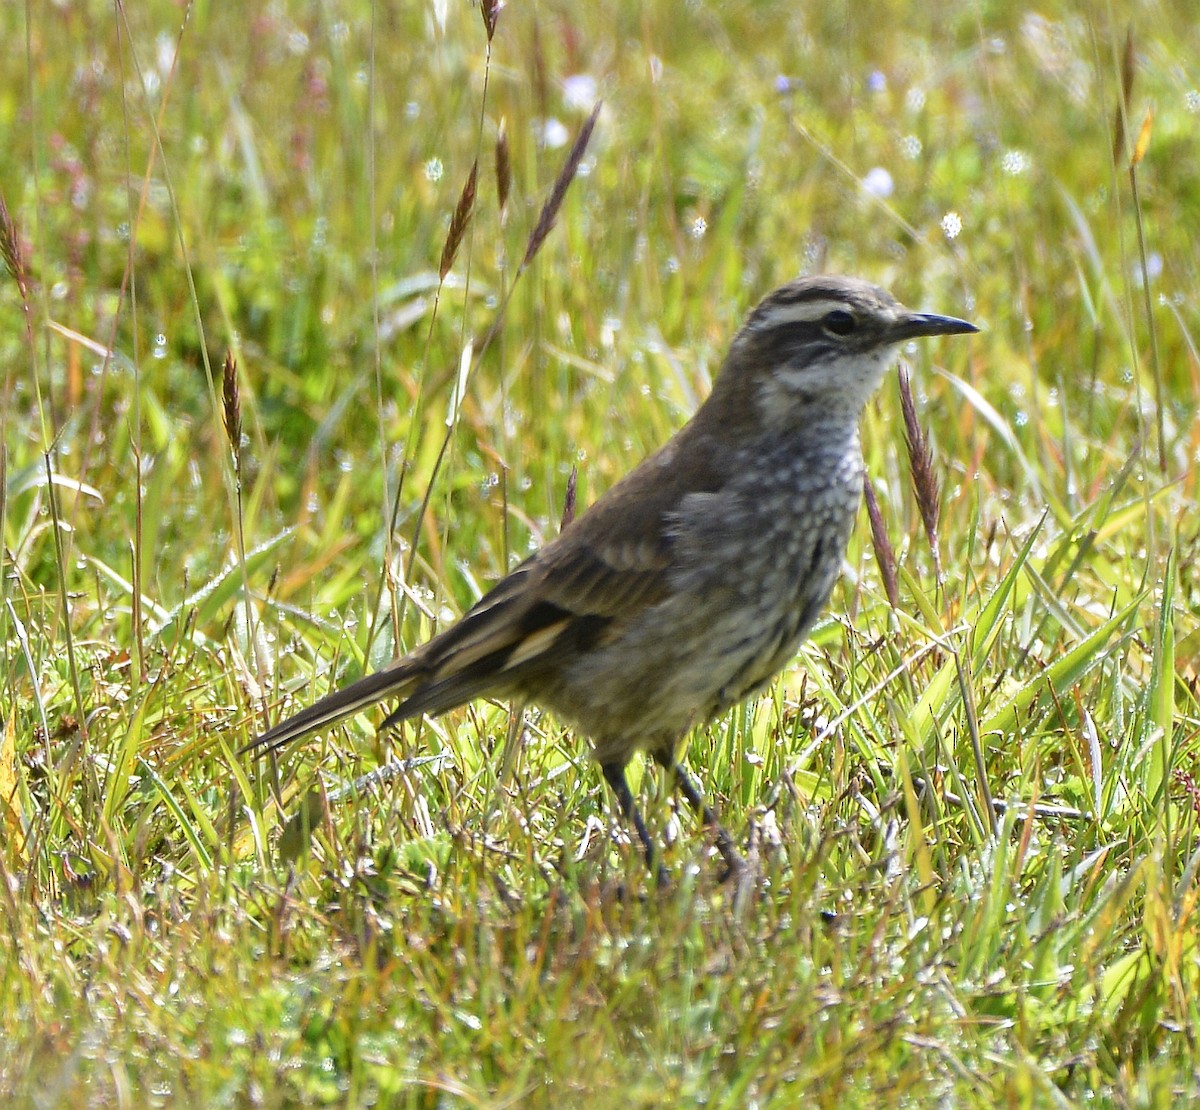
<box><xmin>822</xmin><ymin>309</ymin><xmax>857</xmax><ymax>337</ymax></box>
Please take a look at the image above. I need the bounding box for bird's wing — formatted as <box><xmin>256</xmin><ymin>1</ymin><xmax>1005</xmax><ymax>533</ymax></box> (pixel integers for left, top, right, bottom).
<box><xmin>248</xmin><ymin>430</ymin><xmax>726</xmax><ymax>751</ymax></box>
<box><xmin>389</xmin><ymin>513</ymin><xmax>676</xmax><ymax>722</ymax></box>
<box><xmin>399</xmin><ymin>432</ymin><xmax>729</xmax><ymax>710</ymax></box>
<box><xmin>245</xmin><ymin>493</ymin><xmax>678</xmax><ymax>754</ymax></box>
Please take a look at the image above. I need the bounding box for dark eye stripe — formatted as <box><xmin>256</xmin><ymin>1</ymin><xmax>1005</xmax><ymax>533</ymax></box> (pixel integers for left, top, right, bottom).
<box><xmin>755</xmin><ymin>324</ymin><xmax>836</xmax><ymax>364</ymax></box>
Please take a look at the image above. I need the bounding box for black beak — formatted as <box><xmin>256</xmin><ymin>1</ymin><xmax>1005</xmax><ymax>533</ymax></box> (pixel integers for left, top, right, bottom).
<box><xmin>889</xmin><ymin>311</ymin><xmax>978</xmax><ymax>341</ymax></box>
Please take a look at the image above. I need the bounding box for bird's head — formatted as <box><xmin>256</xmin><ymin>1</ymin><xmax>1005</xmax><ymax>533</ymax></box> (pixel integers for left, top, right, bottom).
<box><xmin>725</xmin><ymin>275</ymin><xmax>977</xmax><ymax>426</ymax></box>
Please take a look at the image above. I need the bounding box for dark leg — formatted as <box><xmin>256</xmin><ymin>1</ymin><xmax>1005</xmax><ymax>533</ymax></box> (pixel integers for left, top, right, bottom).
<box><xmin>656</xmin><ymin>754</ymin><xmax>746</xmax><ymax>879</ymax></box>
<box><xmin>600</xmin><ymin>761</ymin><xmax>669</xmax><ymax>886</ymax></box>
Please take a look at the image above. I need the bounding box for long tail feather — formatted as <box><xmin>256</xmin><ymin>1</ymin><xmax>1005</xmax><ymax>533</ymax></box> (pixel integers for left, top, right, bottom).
<box><xmin>244</xmin><ymin>660</ymin><xmax>421</xmax><ymax>755</ymax></box>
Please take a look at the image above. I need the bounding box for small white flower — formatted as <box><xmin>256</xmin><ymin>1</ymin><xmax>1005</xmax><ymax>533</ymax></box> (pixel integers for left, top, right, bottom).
<box><xmin>1001</xmin><ymin>150</ymin><xmax>1030</xmax><ymax>175</ymax></box>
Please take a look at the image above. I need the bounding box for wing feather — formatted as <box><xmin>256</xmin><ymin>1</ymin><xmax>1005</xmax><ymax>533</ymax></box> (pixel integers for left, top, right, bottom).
<box><xmin>248</xmin><ymin>425</ymin><xmax>729</xmax><ymax>750</ymax></box>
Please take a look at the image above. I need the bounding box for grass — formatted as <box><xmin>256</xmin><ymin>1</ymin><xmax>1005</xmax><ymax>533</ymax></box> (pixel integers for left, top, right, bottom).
<box><xmin>2</xmin><ymin>0</ymin><xmax>1199</xmax><ymax>1105</ymax></box>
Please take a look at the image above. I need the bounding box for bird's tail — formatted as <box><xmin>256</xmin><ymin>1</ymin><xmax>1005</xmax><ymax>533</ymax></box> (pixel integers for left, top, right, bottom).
<box><xmin>243</xmin><ymin>658</ymin><xmax>423</xmax><ymax>755</ymax></box>
<box><xmin>244</xmin><ymin>560</ymin><xmax>558</xmax><ymax>756</ymax></box>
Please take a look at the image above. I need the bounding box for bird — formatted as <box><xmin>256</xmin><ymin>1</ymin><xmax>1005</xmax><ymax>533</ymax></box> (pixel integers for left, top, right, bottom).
<box><xmin>247</xmin><ymin>275</ymin><xmax>977</xmax><ymax>881</ymax></box>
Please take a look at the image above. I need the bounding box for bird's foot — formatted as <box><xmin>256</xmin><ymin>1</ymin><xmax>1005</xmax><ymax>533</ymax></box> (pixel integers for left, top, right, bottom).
<box><xmin>716</xmin><ymin>835</ymin><xmax>761</xmax><ymax>915</ymax></box>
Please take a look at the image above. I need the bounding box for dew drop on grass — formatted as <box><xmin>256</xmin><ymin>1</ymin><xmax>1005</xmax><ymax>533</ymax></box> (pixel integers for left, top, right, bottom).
<box><xmin>1133</xmin><ymin>252</ymin><xmax>1163</xmax><ymax>285</ymax></box>
<box><xmin>863</xmin><ymin>167</ymin><xmax>893</xmax><ymax>198</ymax></box>
<box><xmin>562</xmin><ymin>74</ymin><xmax>597</xmax><ymax>111</ymax></box>
<box><xmin>540</xmin><ymin>118</ymin><xmax>569</xmax><ymax>149</ymax></box>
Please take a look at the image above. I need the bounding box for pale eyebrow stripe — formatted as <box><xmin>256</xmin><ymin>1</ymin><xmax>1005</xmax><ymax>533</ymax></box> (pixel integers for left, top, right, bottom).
<box><xmin>753</xmin><ymin>299</ymin><xmax>849</xmax><ymax>327</ymax></box>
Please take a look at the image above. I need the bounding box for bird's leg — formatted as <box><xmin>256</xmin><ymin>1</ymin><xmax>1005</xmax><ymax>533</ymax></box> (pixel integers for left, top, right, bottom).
<box><xmin>600</xmin><ymin>761</ymin><xmax>669</xmax><ymax>886</ymax></box>
<box><xmin>656</xmin><ymin>754</ymin><xmax>746</xmax><ymax>880</ymax></box>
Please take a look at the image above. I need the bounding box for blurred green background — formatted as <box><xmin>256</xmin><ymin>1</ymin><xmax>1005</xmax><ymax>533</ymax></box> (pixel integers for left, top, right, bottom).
<box><xmin>1</xmin><ymin>1</ymin><xmax>1198</xmax><ymax>1104</ymax></box>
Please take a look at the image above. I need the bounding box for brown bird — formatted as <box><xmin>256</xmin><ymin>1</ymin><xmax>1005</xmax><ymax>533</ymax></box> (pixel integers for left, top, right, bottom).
<box><xmin>248</xmin><ymin>275</ymin><xmax>976</xmax><ymax>880</ymax></box>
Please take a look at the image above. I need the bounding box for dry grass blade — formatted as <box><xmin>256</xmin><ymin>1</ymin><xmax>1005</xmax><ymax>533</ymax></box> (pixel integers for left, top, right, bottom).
<box><xmin>1</xmin><ymin>193</ymin><xmax>37</xmax><ymax>362</ymax></box>
<box><xmin>222</xmin><ymin>349</ymin><xmax>244</xmax><ymax>493</ymax></box>
<box><xmin>0</xmin><ymin>194</ymin><xmax>30</xmax><ymax>299</ymax></box>
<box><xmin>520</xmin><ymin>101</ymin><xmax>601</xmax><ymax>271</ymax></box>
<box><xmin>480</xmin><ymin>0</ymin><xmax>502</xmax><ymax>42</ymax></box>
<box><xmin>221</xmin><ymin>350</ymin><xmax>241</xmax><ymax>452</ymax></box>
<box><xmin>529</xmin><ymin>16</ymin><xmax>548</xmax><ymax>120</ymax></box>
<box><xmin>898</xmin><ymin>366</ymin><xmax>943</xmax><ymax>587</ymax></box>
<box><xmin>1129</xmin><ymin>106</ymin><xmax>1153</xmax><ymax>169</ymax></box>
<box><xmin>560</xmin><ymin>464</ymin><xmax>578</xmax><ymax>530</ymax></box>
<box><xmin>863</xmin><ymin>475</ymin><xmax>899</xmax><ymax>610</ymax></box>
<box><xmin>439</xmin><ymin>160</ymin><xmax>479</xmax><ymax>281</ymax></box>
<box><xmin>1111</xmin><ymin>25</ymin><xmax>1135</xmax><ymax>163</ymax></box>
<box><xmin>495</xmin><ymin>119</ymin><xmax>511</xmax><ymax>221</ymax></box>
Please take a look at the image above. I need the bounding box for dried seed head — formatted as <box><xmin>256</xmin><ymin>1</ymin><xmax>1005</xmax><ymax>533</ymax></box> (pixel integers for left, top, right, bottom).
<box><xmin>560</xmin><ymin>465</ymin><xmax>578</xmax><ymax>530</ymax></box>
<box><xmin>222</xmin><ymin>350</ymin><xmax>242</xmax><ymax>453</ymax></box>
<box><xmin>480</xmin><ymin>0</ymin><xmax>502</xmax><ymax>42</ymax></box>
<box><xmin>521</xmin><ymin>102</ymin><xmax>601</xmax><ymax>271</ymax></box>
<box><xmin>0</xmin><ymin>195</ymin><xmax>30</xmax><ymax>299</ymax></box>
<box><xmin>1112</xmin><ymin>25</ymin><xmax>1135</xmax><ymax>164</ymax></box>
<box><xmin>439</xmin><ymin>160</ymin><xmax>479</xmax><ymax>281</ymax></box>
<box><xmin>495</xmin><ymin>119</ymin><xmax>511</xmax><ymax>220</ymax></box>
<box><xmin>898</xmin><ymin>366</ymin><xmax>943</xmax><ymax>586</ymax></box>
<box><xmin>862</xmin><ymin>475</ymin><xmax>899</xmax><ymax>611</ymax></box>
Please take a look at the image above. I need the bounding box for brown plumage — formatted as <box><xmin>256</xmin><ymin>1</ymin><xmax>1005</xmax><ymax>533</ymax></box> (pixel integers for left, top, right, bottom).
<box><xmin>247</xmin><ymin>275</ymin><xmax>976</xmax><ymax>880</ymax></box>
